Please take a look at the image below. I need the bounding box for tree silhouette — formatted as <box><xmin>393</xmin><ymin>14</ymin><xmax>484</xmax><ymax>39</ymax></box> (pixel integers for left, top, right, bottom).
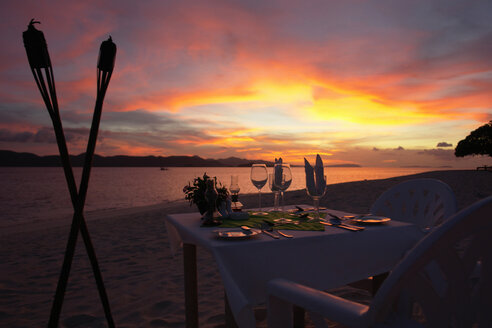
<box><xmin>455</xmin><ymin>121</ymin><xmax>492</xmax><ymax>158</ymax></box>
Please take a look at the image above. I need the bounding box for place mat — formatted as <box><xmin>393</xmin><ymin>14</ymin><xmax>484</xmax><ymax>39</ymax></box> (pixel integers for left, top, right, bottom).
<box><xmin>219</xmin><ymin>211</ymin><xmax>324</xmax><ymax>231</ymax></box>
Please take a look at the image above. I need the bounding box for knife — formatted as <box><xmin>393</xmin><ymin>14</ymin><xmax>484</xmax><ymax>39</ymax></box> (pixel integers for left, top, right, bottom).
<box><xmin>275</xmin><ymin>230</ymin><xmax>294</xmax><ymax>238</ymax></box>
<box><xmin>262</xmin><ymin>220</ymin><xmax>294</xmax><ymax>238</ymax></box>
<box><xmin>261</xmin><ymin>229</ymin><xmax>280</xmax><ymax>239</ymax></box>
<box><xmin>320</xmin><ymin>221</ymin><xmax>364</xmax><ymax>231</ymax></box>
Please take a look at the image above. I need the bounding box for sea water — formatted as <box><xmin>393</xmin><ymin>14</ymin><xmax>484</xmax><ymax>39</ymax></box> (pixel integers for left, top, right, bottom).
<box><xmin>0</xmin><ymin>166</ymin><xmax>446</xmax><ymax>228</ymax></box>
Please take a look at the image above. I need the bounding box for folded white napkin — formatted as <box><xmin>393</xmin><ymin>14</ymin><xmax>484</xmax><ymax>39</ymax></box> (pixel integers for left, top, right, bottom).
<box><xmin>305</xmin><ymin>154</ymin><xmax>326</xmax><ymax>196</ymax></box>
<box><xmin>315</xmin><ymin>154</ymin><xmax>326</xmax><ymax>195</ymax></box>
<box><xmin>304</xmin><ymin>158</ymin><xmax>315</xmax><ymax>195</ymax></box>
<box><xmin>274</xmin><ymin>158</ymin><xmax>283</xmax><ymax>190</ymax></box>
<box><xmin>218</xmin><ymin>199</ymin><xmax>231</xmax><ymax>218</ymax></box>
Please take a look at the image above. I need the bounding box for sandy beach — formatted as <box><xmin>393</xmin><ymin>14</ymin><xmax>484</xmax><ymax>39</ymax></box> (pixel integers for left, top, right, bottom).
<box><xmin>1</xmin><ymin>170</ymin><xmax>491</xmax><ymax>327</ymax></box>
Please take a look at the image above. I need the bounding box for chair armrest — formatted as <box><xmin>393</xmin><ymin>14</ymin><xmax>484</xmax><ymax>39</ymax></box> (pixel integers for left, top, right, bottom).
<box><xmin>268</xmin><ymin>278</ymin><xmax>369</xmax><ymax>327</ymax></box>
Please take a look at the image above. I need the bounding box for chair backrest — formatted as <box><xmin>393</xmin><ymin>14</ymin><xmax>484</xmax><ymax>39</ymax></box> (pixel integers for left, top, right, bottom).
<box><xmin>366</xmin><ymin>196</ymin><xmax>492</xmax><ymax>327</ymax></box>
<box><xmin>370</xmin><ymin>178</ymin><xmax>457</xmax><ymax>230</ymax></box>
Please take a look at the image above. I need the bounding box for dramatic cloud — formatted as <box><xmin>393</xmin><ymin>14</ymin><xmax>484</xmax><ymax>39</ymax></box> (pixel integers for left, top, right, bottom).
<box><xmin>437</xmin><ymin>142</ymin><xmax>453</xmax><ymax>148</ymax></box>
<box><xmin>418</xmin><ymin>148</ymin><xmax>456</xmax><ymax>161</ymax></box>
<box><xmin>1</xmin><ymin>0</ymin><xmax>491</xmax><ymax>167</ymax></box>
<box><xmin>0</xmin><ymin>129</ymin><xmax>35</xmax><ymax>143</ymax></box>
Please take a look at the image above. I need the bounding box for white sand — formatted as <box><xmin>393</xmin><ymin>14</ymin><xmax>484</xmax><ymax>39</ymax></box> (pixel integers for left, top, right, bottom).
<box><xmin>1</xmin><ymin>170</ymin><xmax>491</xmax><ymax>327</ymax></box>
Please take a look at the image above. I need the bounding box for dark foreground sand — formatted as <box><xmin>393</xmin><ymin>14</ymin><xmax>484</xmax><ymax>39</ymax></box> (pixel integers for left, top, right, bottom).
<box><xmin>1</xmin><ymin>170</ymin><xmax>491</xmax><ymax>327</ymax></box>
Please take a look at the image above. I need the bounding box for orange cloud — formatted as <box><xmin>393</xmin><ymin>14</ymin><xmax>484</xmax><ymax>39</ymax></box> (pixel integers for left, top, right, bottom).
<box><xmin>3</xmin><ymin>0</ymin><xmax>492</xmax><ymax>166</ymax></box>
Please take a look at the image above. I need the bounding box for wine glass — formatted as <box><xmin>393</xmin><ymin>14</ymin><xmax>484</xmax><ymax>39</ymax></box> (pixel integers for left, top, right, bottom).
<box><xmin>273</xmin><ymin>163</ymin><xmax>292</xmax><ymax>212</ymax></box>
<box><xmin>250</xmin><ymin>164</ymin><xmax>268</xmax><ymax>214</ymax></box>
<box><xmin>229</xmin><ymin>175</ymin><xmax>241</xmax><ymax>211</ymax></box>
<box><xmin>268</xmin><ymin>173</ymin><xmax>280</xmax><ymax>211</ymax></box>
<box><xmin>306</xmin><ymin>175</ymin><xmax>327</xmax><ymax>220</ymax></box>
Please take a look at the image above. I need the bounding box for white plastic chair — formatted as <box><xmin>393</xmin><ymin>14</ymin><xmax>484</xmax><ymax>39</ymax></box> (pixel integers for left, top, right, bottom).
<box><xmin>370</xmin><ymin>178</ymin><xmax>457</xmax><ymax>230</ymax></box>
<box><xmin>268</xmin><ymin>196</ymin><xmax>492</xmax><ymax>328</ymax></box>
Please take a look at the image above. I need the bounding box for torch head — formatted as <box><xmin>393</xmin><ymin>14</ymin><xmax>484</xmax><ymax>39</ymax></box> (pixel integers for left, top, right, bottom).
<box><xmin>97</xmin><ymin>36</ymin><xmax>117</xmax><ymax>73</ymax></box>
<box><xmin>23</xmin><ymin>19</ymin><xmax>51</xmax><ymax>69</ymax></box>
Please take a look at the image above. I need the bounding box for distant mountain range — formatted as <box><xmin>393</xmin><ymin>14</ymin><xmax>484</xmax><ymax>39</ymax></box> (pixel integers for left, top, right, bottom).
<box><xmin>0</xmin><ymin>150</ymin><xmax>362</xmax><ymax>167</ymax></box>
<box><xmin>0</xmin><ymin>150</ymin><xmax>275</xmax><ymax>167</ymax></box>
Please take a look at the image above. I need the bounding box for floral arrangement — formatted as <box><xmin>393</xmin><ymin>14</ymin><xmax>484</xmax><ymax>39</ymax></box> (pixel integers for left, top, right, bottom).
<box><xmin>183</xmin><ymin>173</ymin><xmax>229</xmax><ymax>214</ymax></box>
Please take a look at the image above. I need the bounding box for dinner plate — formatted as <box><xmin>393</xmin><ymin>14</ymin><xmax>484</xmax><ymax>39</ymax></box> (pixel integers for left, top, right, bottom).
<box><xmin>215</xmin><ymin>228</ymin><xmax>260</xmax><ymax>240</ymax></box>
<box><xmin>351</xmin><ymin>215</ymin><xmax>391</xmax><ymax>224</ymax></box>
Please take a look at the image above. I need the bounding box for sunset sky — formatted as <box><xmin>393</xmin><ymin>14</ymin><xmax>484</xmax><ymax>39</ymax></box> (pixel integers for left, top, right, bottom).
<box><xmin>1</xmin><ymin>0</ymin><xmax>491</xmax><ymax>167</ymax></box>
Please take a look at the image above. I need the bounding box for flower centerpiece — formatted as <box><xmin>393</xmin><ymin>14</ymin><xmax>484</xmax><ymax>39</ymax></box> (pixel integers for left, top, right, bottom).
<box><xmin>183</xmin><ymin>173</ymin><xmax>229</xmax><ymax>215</ymax></box>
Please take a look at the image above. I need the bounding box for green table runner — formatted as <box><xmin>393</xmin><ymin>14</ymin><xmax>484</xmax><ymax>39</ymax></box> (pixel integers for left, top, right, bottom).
<box><xmin>219</xmin><ymin>211</ymin><xmax>324</xmax><ymax>231</ymax></box>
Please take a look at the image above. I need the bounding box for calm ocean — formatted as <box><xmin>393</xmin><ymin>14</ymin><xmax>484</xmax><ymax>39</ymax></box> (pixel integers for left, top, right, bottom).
<box><xmin>0</xmin><ymin>166</ymin><xmax>446</xmax><ymax>228</ymax></box>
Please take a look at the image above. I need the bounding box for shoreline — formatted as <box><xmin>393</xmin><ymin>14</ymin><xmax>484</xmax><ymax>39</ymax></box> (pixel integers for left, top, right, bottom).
<box><xmin>0</xmin><ymin>167</ymin><xmax>474</xmax><ymax>234</ymax></box>
<box><xmin>1</xmin><ymin>169</ymin><xmax>491</xmax><ymax>327</ymax></box>
<box><xmin>2</xmin><ymin>169</ymin><xmax>489</xmax><ymax>237</ymax></box>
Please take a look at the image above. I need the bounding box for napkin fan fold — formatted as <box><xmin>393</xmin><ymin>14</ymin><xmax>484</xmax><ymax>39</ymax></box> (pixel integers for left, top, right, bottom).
<box><xmin>304</xmin><ymin>154</ymin><xmax>326</xmax><ymax>195</ymax></box>
<box><xmin>273</xmin><ymin>158</ymin><xmax>283</xmax><ymax>191</ymax></box>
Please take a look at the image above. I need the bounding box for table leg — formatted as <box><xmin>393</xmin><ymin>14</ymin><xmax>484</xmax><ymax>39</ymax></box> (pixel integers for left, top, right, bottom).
<box><xmin>293</xmin><ymin>305</ymin><xmax>305</xmax><ymax>328</ymax></box>
<box><xmin>183</xmin><ymin>243</ymin><xmax>198</xmax><ymax>328</ymax></box>
<box><xmin>224</xmin><ymin>291</ymin><xmax>239</xmax><ymax>328</ymax></box>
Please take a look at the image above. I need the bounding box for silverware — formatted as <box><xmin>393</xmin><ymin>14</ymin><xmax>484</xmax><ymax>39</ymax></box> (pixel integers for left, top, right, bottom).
<box><xmin>326</xmin><ymin>213</ymin><xmax>365</xmax><ymax>231</ymax></box>
<box><xmin>328</xmin><ymin>213</ymin><xmax>348</xmax><ymax>221</ymax></box>
<box><xmin>275</xmin><ymin>230</ymin><xmax>293</xmax><ymax>238</ymax></box>
<box><xmin>240</xmin><ymin>226</ymin><xmax>254</xmax><ymax>235</ymax></box>
<box><xmin>262</xmin><ymin>229</ymin><xmax>280</xmax><ymax>239</ymax></box>
<box><xmin>258</xmin><ymin>223</ymin><xmax>280</xmax><ymax>239</ymax></box>
<box><xmin>319</xmin><ymin>220</ymin><xmax>364</xmax><ymax>231</ymax></box>
<box><xmin>262</xmin><ymin>220</ymin><xmax>294</xmax><ymax>238</ymax></box>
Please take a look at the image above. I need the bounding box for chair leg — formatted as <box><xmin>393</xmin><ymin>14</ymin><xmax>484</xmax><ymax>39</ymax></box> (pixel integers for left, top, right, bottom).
<box><xmin>372</xmin><ymin>272</ymin><xmax>389</xmax><ymax>296</ymax></box>
<box><xmin>268</xmin><ymin>295</ymin><xmax>294</xmax><ymax>328</ymax></box>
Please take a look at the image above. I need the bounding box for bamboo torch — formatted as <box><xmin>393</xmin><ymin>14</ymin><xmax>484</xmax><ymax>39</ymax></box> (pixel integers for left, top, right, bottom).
<box><xmin>22</xmin><ymin>19</ymin><xmax>78</xmax><ymax>204</ymax></box>
<box><xmin>23</xmin><ymin>20</ymin><xmax>116</xmax><ymax>327</ymax></box>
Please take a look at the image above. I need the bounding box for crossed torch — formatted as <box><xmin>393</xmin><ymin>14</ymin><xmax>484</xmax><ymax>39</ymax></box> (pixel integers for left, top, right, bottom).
<box><xmin>23</xmin><ymin>19</ymin><xmax>116</xmax><ymax>327</ymax></box>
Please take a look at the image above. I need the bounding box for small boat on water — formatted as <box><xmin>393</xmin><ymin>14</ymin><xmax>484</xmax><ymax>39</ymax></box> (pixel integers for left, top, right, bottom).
<box><xmin>160</xmin><ymin>167</ymin><xmax>168</xmax><ymax>171</ymax></box>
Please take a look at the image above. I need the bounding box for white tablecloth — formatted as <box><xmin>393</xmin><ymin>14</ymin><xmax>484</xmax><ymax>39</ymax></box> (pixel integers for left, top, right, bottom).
<box><xmin>164</xmin><ymin>207</ymin><xmax>424</xmax><ymax>327</ymax></box>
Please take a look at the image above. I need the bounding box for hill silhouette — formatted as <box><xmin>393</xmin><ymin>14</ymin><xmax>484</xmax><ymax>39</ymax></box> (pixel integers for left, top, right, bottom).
<box><xmin>0</xmin><ymin>150</ymin><xmax>274</xmax><ymax>167</ymax></box>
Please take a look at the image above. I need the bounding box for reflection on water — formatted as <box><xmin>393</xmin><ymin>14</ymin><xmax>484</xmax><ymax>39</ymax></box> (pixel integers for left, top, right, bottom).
<box><xmin>0</xmin><ymin>166</ymin><xmax>450</xmax><ymax>227</ymax></box>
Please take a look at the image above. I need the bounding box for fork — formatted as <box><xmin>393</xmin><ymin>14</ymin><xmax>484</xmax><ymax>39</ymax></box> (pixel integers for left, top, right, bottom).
<box><xmin>258</xmin><ymin>223</ymin><xmax>280</xmax><ymax>239</ymax></box>
<box><xmin>262</xmin><ymin>221</ymin><xmax>294</xmax><ymax>238</ymax></box>
<box><xmin>326</xmin><ymin>213</ymin><xmax>365</xmax><ymax>231</ymax></box>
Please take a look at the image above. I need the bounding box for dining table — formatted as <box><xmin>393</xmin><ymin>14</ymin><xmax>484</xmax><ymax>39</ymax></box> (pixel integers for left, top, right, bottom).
<box><xmin>164</xmin><ymin>205</ymin><xmax>425</xmax><ymax>328</ymax></box>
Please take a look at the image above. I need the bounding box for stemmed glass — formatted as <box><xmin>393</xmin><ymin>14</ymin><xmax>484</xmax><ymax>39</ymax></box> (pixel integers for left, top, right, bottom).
<box><xmin>306</xmin><ymin>175</ymin><xmax>327</xmax><ymax>220</ymax></box>
<box><xmin>250</xmin><ymin>164</ymin><xmax>268</xmax><ymax>215</ymax></box>
<box><xmin>273</xmin><ymin>163</ymin><xmax>292</xmax><ymax>212</ymax></box>
<box><xmin>229</xmin><ymin>175</ymin><xmax>241</xmax><ymax>211</ymax></box>
<box><xmin>268</xmin><ymin>173</ymin><xmax>280</xmax><ymax>211</ymax></box>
